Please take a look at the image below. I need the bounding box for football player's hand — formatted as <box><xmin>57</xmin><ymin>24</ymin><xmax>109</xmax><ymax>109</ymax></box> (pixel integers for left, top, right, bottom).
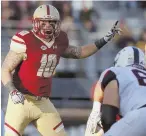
<box><xmin>10</xmin><ymin>90</ymin><xmax>25</xmax><ymax>104</ymax></box>
<box><xmin>85</xmin><ymin>111</ymin><xmax>102</xmax><ymax>136</ymax></box>
<box><xmin>104</xmin><ymin>21</ymin><xmax>122</xmax><ymax>42</ymax></box>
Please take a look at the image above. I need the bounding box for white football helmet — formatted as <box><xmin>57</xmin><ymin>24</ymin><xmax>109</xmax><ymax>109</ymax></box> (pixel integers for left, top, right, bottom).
<box><xmin>32</xmin><ymin>4</ymin><xmax>61</xmax><ymax>40</ymax></box>
<box><xmin>114</xmin><ymin>46</ymin><xmax>145</xmax><ymax>67</ymax></box>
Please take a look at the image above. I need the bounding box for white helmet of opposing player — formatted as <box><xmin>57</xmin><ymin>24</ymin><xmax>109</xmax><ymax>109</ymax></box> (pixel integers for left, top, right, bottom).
<box><xmin>32</xmin><ymin>4</ymin><xmax>61</xmax><ymax>40</ymax></box>
<box><xmin>114</xmin><ymin>46</ymin><xmax>145</xmax><ymax>67</ymax></box>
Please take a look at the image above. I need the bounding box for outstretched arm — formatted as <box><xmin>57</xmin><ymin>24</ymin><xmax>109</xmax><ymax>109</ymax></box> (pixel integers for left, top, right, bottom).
<box><xmin>61</xmin><ymin>44</ymin><xmax>97</xmax><ymax>59</ymax></box>
<box><xmin>62</xmin><ymin>21</ymin><xmax>122</xmax><ymax>59</ymax></box>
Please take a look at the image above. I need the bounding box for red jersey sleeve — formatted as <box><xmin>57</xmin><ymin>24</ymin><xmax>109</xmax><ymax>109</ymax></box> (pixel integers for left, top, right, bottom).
<box><xmin>56</xmin><ymin>31</ymin><xmax>69</xmax><ymax>54</ymax></box>
<box><xmin>10</xmin><ymin>30</ymin><xmax>30</xmax><ymax>53</ymax></box>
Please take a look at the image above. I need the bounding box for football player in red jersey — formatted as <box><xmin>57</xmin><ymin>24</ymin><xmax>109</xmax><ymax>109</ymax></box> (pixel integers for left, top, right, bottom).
<box><xmin>1</xmin><ymin>4</ymin><xmax>121</xmax><ymax>136</ymax></box>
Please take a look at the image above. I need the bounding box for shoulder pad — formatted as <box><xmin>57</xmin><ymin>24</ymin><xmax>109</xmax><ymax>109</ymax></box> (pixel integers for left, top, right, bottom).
<box><xmin>17</xmin><ymin>30</ymin><xmax>30</xmax><ymax>37</ymax></box>
<box><xmin>99</xmin><ymin>68</ymin><xmax>117</xmax><ymax>90</ymax></box>
<box><xmin>10</xmin><ymin>33</ymin><xmax>27</xmax><ymax>53</ymax></box>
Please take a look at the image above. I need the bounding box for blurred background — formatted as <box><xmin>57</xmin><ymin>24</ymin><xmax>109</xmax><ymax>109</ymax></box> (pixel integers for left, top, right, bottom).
<box><xmin>1</xmin><ymin>1</ymin><xmax>146</xmax><ymax>136</ymax></box>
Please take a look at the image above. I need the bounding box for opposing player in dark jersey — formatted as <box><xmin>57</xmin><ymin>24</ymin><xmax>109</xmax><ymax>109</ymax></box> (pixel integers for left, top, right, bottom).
<box><xmin>85</xmin><ymin>46</ymin><xmax>146</xmax><ymax>136</ymax></box>
<box><xmin>1</xmin><ymin>4</ymin><xmax>121</xmax><ymax>136</ymax></box>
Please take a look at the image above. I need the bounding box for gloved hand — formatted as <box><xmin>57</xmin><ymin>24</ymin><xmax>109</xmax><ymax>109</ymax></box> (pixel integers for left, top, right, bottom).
<box><xmin>85</xmin><ymin>101</ymin><xmax>102</xmax><ymax>136</ymax></box>
<box><xmin>85</xmin><ymin>111</ymin><xmax>102</xmax><ymax>136</ymax></box>
<box><xmin>10</xmin><ymin>90</ymin><xmax>25</xmax><ymax>104</ymax></box>
<box><xmin>104</xmin><ymin>21</ymin><xmax>122</xmax><ymax>42</ymax></box>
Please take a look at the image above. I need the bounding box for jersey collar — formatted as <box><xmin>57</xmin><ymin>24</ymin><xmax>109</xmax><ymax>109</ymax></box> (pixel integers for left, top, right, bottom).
<box><xmin>31</xmin><ymin>30</ymin><xmax>55</xmax><ymax>48</ymax></box>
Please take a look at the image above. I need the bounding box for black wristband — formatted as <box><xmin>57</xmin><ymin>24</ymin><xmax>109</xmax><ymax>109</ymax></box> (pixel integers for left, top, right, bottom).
<box><xmin>95</xmin><ymin>37</ymin><xmax>107</xmax><ymax>49</ymax></box>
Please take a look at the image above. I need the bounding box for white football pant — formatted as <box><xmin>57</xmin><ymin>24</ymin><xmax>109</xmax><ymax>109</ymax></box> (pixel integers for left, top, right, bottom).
<box><xmin>104</xmin><ymin>108</ymin><xmax>146</xmax><ymax>136</ymax></box>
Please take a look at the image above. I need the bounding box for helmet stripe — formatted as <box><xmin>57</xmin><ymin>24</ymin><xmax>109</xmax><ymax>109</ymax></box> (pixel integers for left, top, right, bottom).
<box><xmin>132</xmin><ymin>47</ymin><xmax>139</xmax><ymax>64</ymax></box>
<box><xmin>47</xmin><ymin>5</ymin><xmax>50</xmax><ymax>15</ymax></box>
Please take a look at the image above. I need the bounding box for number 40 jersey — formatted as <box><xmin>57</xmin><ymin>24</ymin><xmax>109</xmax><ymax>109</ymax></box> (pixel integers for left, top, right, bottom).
<box><xmin>10</xmin><ymin>30</ymin><xmax>69</xmax><ymax>96</ymax></box>
<box><xmin>99</xmin><ymin>65</ymin><xmax>146</xmax><ymax>117</ymax></box>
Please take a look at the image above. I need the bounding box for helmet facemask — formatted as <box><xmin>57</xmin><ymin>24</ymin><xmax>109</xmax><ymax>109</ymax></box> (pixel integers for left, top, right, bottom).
<box><xmin>32</xmin><ymin>18</ymin><xmax>61</xmax><ymax>41</ymax></box>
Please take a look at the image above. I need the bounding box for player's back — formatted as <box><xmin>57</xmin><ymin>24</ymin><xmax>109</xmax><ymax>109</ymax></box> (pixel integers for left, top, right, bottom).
<box><xmin>110</xmin><ymin>65</ymin><xmax>146</xmax><ymax>116</ymax></box>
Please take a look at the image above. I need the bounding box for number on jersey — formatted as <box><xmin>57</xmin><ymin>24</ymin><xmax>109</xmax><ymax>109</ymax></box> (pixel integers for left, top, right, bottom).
<box><xmin>37</xmin><ymin>54</ymin><xmax>57</xmax><ymax>78</ymax></box>
<box><xmin>132</xmin><ymin>69</ymin><xmax>146</xmax><ymax>86</ymax></box>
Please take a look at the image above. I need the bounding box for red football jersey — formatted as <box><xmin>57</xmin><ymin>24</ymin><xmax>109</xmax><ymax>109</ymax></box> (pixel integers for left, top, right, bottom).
<box><xmin>11</xmin><ymin>30</ymin><xmax>69</xmax><ymax>96</ymax></box>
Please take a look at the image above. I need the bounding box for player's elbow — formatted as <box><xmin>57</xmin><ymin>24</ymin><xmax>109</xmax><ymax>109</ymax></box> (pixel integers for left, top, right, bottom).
<box><xmin>101</xmin><ymin>104</ymin><xmax>119</xmax><ymax>132</ymax></box>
